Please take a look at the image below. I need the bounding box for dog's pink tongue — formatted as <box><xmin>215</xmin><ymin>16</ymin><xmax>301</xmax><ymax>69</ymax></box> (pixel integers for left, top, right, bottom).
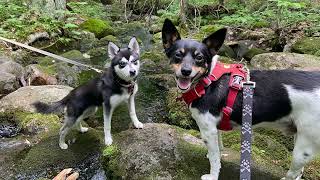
<box><xmin>178</xmin><ymin>78</ymin><xmax>191</xmax><ymax>90</ymax></box>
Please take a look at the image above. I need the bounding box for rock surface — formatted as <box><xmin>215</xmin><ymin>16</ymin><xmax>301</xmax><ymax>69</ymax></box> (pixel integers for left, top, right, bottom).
<box><xmin>251</xmin><ymin>52</ymin><xmax>320</xmax><ymax>70</ymax></box>
<box><xmin>0</xmin><ymin>85</ymin><xmax>73</xmax><ymax>112</ymax></box>
<box><xmin>292</xmin><ymin>37</ymin><xmax>320</xmax><ymax>56</ymax></box>
<box><xmin>0</xmin><ymin>72</ymin><xmax>20</xmax><ymax>94</ymax></box>
<box><xmin>103</xmin><ymin>123</ymin><xmax>285</xmax><ymax>180</ymax></box>
<box><xmin>25</xmin><ymin>64</ymin><xmax>58</xmax><ymax>85</ymax></box>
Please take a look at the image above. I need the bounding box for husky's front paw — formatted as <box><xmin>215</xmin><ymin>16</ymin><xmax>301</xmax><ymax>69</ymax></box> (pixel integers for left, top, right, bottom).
<box><xmin>59</xmin><ymin>143</ymin><xmax>69</xmax><ymax>150</ymax></box>
<box><xmin>105</xmin><ymin>136</ymin><xmax>113</xmax><ymax>146</ymax></box>
<box><xmin>134</xmin><ymin>121</ymin><xmax>143</xmax><ymax>129</ymax></box>
<box><xmin>201</xmin><ymin>174</ymin><xmax>216</xmax><ymax>180</ymax></box>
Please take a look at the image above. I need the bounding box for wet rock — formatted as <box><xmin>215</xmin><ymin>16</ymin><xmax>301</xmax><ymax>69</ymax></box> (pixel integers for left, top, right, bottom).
<box><xmin>25</xmin><ymin>64</ymin><xmax>58</xmax><ymax>86</ymax></box>
<box><xmin>13</xmin><ymin>128</ymin><xmax>104</xmax><ymax>179</ymax></box>
<box><xmin>0</xmin><ymin>85</ymin><xmax>73</xmax><ymax>113</ymax></box>
<box><xmin>292</xmin><ymin>37</ymin><xmax>320</xmax><ymax>56</ymax></box>
<box><xmin>80</xmin><ymin>18</ymin><xmax>114</xmax><ymax>39</ymax></box>
<box><xmin>103</xmin><ymin>123</ymin><xmax>285</xmax><ymax>179</ymax></box>
<box><xmin>251</xmin><ymin>52</ymin><xmax>320</xmax><ymax>71</ymax></box>
<box><xmin>0</xmin><ymin>72</ymin><xmax>20</xmax><ymax>94</ymax></box>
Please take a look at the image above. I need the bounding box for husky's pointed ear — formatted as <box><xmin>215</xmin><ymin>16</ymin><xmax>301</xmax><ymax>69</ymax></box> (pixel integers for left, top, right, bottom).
<box><xmin>108</xmin><ymin>42</ymin><xmax>120</xmax><ymax>60</ymax></box>
<box><xmin>128</xmin><ymin>37</ymin><xmax>140</xmax><ymax>55</ymax></box>
<box><xmin>162</xmin><ymin>19</ymin><xmax>181</xmax><ymax>50</ymax></box>
<box><xmin>202</xmin><ymin>28</ymin><xmax>227</xmax><ymax>55</ymax></box>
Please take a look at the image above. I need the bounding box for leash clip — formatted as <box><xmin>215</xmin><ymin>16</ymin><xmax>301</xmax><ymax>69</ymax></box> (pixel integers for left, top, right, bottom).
<box><xmin>241</xmin><ymin>81</ymin><xmax>256</xmax><ymax>88</ymax></box>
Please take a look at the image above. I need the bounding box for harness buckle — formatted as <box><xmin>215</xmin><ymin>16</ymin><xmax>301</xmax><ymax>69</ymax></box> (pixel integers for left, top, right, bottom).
<box><xmin>241</xmin><ymin>81</ymin><xmax>256</xmax><ymax>88</ymax></box>
<box><xmin>222</xmin><ymin>106</ymin><xmax>233</xmax><ymax>116</ymax></box>
<box><xmin>201</xmin><ymin>77</ymin><xmax>212</xmax><ymax>87</ymax></box>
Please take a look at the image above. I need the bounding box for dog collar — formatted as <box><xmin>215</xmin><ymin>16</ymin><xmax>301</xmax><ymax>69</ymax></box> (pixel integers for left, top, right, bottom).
<box><xmin>178</xmin><ymin>61</ymin><xmax>248</xmax><ymax>131</ymax></box>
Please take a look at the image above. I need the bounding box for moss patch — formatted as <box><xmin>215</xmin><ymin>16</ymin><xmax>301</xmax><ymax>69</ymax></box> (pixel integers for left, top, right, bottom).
<box><xmin>244</xmin><ymin>48</ymin><xmax>268</xmax><ymax>61</ymax></box>
<box><xmin>292</xmin><ymin>37</ymin><xmax>320</xmax><ymax>56</ymax></box>
<box><xmin>165</xmin><ymin>88</ymin><xmax>196</xmax><ymax>129</ymax></box>
<box><xmin>80</xmin><ymin>18</ymin><xmax>114</xmax><ymax>39</ymax></box>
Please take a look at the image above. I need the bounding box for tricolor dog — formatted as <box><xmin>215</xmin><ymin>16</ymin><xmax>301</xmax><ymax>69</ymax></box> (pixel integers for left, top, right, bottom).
<box><xmin>162</xmin><ymin>18</ymin><xmax>320</xmax><ymax>180</ymax></box>
<box><xmin>34</xmin><ymin>37</ymin><xmax>143</xmax><ymax>149</ymax></box>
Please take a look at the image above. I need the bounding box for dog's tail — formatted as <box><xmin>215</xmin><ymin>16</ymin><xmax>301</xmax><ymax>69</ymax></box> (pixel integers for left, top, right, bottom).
<box><xmin>33</xmin><ymin>96</ymin><xmax>69</xmax><ymax>114</ymax></box>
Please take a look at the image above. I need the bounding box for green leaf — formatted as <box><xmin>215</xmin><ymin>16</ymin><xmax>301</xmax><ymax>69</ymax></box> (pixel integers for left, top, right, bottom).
<box><xmin>64</xmin><ymin>23</ymin><xmax>78</xmax><ymax>29</ymax></box>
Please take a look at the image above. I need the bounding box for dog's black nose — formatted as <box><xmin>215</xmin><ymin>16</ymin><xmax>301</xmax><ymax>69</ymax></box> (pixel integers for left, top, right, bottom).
<box><xmin>181</xmin><ymin>68</ymin><xmax>192</xmax><ymax>76</ymax></box>
<box><xmin>130</xmin><ymin>70</ymin><xmax>136</xmax><ymax>76</ymax></box>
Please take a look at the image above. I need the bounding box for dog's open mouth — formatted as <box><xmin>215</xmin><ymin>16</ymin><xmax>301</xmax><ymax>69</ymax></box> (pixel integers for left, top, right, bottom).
<box><xmin>176</xmin><ymin>77</ymin><xmax>192</xmax><ymax>90</ymax></box>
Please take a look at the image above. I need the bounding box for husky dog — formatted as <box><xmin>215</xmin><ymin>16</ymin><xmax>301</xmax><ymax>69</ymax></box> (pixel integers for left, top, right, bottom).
<box><xmin>162</xmin><ymin>18</ymin><xmax>320</xmax><ymax>180</ymax></box>
<box><xmin>34</xmin><ymin>37</ymin><xmax>143</xmax><ymax>149</ymax></box>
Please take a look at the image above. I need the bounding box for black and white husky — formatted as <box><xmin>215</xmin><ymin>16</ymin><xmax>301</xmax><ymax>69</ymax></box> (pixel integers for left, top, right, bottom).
<box><xmin>34</xmin><ymin>37</ymin><xmax>143</xmax><ymax>149</ymax></box>
<box><xmin>162</xmin><ymin>19</ymin><xmax>320</xmax><ymax>180</ymax></box>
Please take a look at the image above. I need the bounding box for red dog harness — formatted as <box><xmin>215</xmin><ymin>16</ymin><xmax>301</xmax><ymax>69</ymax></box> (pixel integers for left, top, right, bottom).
<box><xmin>179</xmin><ymin>62</ymin><xmax>248</xmax><ymax>131</ymax></box>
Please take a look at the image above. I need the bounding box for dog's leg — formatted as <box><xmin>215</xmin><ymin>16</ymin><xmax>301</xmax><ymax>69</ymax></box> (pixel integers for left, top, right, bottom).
<box><xmin>75</xmin><ymin>119</ymin><xmax>88</xmax><ymax>133</ymax></box>
<box><xmin>282</xmin><ymin>134</ymin><xmax>315</xmax><ymax>180</ymax></box>
<box><xmin>190</xmin><ymin>108</ymin><xmax>221</xmax><ymax>180</ymax></box>
<box><xmin>103</xmin><ymin>103</ymin><xmax>114</xmax><ymax>146</ymax></box>
<box><xmin>128</xmin><ymin>92</ymin><xmax>143</xmax><ymax>129</ymax></box>
<box><xmin>59</xmin><ymin>116</ymin><xmax>75</xmax><ymax>149</ymax></box>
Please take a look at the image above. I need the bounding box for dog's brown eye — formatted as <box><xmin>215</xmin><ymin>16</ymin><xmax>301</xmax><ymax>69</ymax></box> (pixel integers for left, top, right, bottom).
<box><xmin>195</xmin><ymin>55</ymin><xmax>203</xmax><ymax>61</ymax></box>
<box><xmin>175</xmin><ymin>52</ymin><xmax>183</xmax><ymax>59</ymax></box>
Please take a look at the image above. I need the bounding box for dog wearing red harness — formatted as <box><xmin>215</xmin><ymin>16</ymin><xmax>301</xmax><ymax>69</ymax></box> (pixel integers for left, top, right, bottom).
<box><xmin>162</xmin><ymin>18</ymin><xmax>320</xmax><ymax>180</ymax></box>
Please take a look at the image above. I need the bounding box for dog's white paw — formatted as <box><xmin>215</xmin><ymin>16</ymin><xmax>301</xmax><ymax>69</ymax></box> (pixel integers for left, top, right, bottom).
<box><xmin>134</xmin><ymin>121</ymin><xmax>144</xmax><ymax>129</ymax></box>
<box><xmin>80</xmin><ymin>127</ymin><xmax>89</xmax><ymax>133</ymax></box>
<box><xmin>201</xmin><ymin>174</ymin><xmax>216</xmax><ymax>180</ymax></box>
<box><xmin>59</xmin><ymin>143</ymin><xmax>68</xmax><ymax>150</ymax></box>
<box><xmin>105</xmin><ymin>137</ymin><xmax>113</xmax><ymax>146</ymax></box>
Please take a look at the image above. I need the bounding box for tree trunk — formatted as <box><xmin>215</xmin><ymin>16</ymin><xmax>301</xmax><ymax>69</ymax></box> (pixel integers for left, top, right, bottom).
<box><xmin>180</xmin><ymin>0</ymin><xmax>187</xmax><ymax>26</ymax></box>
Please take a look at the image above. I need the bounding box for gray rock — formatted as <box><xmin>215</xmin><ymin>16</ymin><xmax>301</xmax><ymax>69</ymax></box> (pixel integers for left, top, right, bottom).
<box><xmin>103</xmin><ymin>123</ymin><xmax>284</xmax><ymax>180</ymax></box>
<box><xmin>0</xmin><ymin>61</ymin><xmax>25</xmax><ymax>78</ymax></box>
<box><xmin>0</xmin><ymin>55</ymin><xmax>12</xmax><ymax>64</ymax></box>
<box><xmin>0</xmin><ymin>72</ymin><xmax>19</xmax><ymax>94</ymax></box>
<box><xmin>0</xmin><ymin>85</ymin><xmax>73</xmax><ymax>112</ymax></box>
<box><xmin>251</xmin><ymin>52</ymin><xmax>320</xmax><ymax>71</ymax></box>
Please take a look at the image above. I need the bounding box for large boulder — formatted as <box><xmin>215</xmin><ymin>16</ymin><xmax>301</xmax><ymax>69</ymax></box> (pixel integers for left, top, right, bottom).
<box><xmin>0</xmin><ymin>72</ymin><xmax>19</xmax><ymax>94</ymax></box>
<box><xmin>292</xmin><ymin>37</ymin><xmax>320</xmax><ymax>56</ymax></box>
<box><xmin>102</xmin><ymin>123</ymin><xmax>285</xmax><ymax>180</ymax></box>
<box><xmin>0</xmin><ymin>85</ymin><xmax>73</xmax><ymax>113</ymax></box>
<box><xmin>0</xmin><ymin>60</ymin><xmax>25</xmax><ymax>78</ymax></box>
<box><xmin>251</xmin><ymin>52</ymin><xmax>320</xmax><ymax>71</ymax></box>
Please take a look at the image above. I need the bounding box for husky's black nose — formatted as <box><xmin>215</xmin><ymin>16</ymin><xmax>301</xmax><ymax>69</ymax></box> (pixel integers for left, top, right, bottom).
<box><xmin>130</xmin><ymin>70</ymin><xmax>136</xmax><ymax>76</ymax></box>
<box><xmin>181</xmin><ymin>68</ymin><xmax>192</xmax><ymax>76</ymax></box>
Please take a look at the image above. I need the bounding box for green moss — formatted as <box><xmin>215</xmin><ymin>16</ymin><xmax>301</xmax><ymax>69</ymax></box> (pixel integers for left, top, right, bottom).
<box><xmin>305</xmin><ymin>156</ymin><xmax>320</xmax><ymax>180</ymax></box>
<box><xmin>193</xmin><ymin>25</ymin><xmax>223</xmax><ymax>40</ymax></box>
<box><xmin>78</xmin><ymin>70</ymin><xmax>100</xmax><ymax>85</ymax></box>
<box><xmin>35</xmin><ymin>64</ymin><xmax>56</xmax><ymax>76</ymax></box>
<box><xmin>17</xmin><ymin>128</ymin><xmax>103</xmax><ymax>173</ymax></box>
<box><xmin>15</xmin><ymin>112</ymin><xmax>60</xmax><ymax>134</ymax></box>
<box><xmin>175</xmin><ymin>140</ymin><xmax>209</xmax><ymax>179</ymax></box>
<box><xmin>102</xmin><ymin>143</ymin><xmax>125</xmax><ymax>178</ymax></box>
<box><xmin>253</xmin><ymin>21</ymin><xmax>270</xmax><ymax>28</ymax></box>
<box><xmin>292</xmin><ymin>37</ymin><xmax>320</xmax><ymax>56</ymax></box>
<box><xmin>222</xmin><ymin>130</ymin><xmax>291</xmax><ymax>169</ymax></box>
<box><xmin>165</xmin><ymin>88</ymin><xmax>196</xmax><ymax>129</ymax></box>
<box><xmin>101</xmin><ymin>35</ymin><xmax>119</xmax><ymax>43</ymax></box>
<box><xmin>80</xmin><ymin>18</ymin><xmax>114</xmax><ymax>39</ymax></box>
<box><xmin>254</xmin><ymin>127</ymin><xmax>294</xmax><ymax>151</ymax></box>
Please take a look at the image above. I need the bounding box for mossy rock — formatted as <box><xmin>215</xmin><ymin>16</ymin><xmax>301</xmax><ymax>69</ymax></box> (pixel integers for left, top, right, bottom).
<box><xmin>78</xmin><ymin>69</ymin><xmax>100</xmax><ymax>85</ymax></box>
<box><xmin>292</xmin><ymin>37</ymin><xmax>320</xmax><ymax>56</ymax></box>
<box><xmin>223</xmin><ymin>130</ymin><xmax>290</xmax><ymax>169</ymax></box>
<box><xmin>243</xmin><ymin>48</ymin><xmax>268</xmax><ymax>61</ymax></box>
<box><xmin>0</xmin><ymin>111</ymin><xmax>60</xmax><ymax>136</ymax></box>
<box><xmin>102</xmin><ymin>123</ymin><xmax>285</xmax><ymax>179</ymax></box>
<box><xmin>95</xmin><ymin>35</ymin><xmax>119</xmax><ymax>47</ymax></box>
<box><xmin>146</xmin><ymin>74</ymin><xmax>175</xmax><ymax>90</ymax></box>
<box><xmin>165</xmin><ymin>88</ymin><xmax>196</xmax><ymax>129</ymax></box>
<box><xmin>16</xmin><ymin>128</ymin><xmax>104</xmax><ymax>178</ymax></box>
<box><xmin>80</xmin><ymin>18</ymin><xmax>114</xmax><ymax>39</ymax></box>
<box><xmin>86</xmin><ymin>47</ymin><xmax>108</xmax><ymax>66</ymax></box>
<box><xmin>193</xmin><ymin>25</ymin><xmax>223</xmax><ymax>41</ymax></box>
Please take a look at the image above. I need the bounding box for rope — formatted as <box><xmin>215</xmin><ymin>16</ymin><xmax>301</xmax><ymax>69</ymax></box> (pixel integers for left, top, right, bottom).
<box><xmin>0</xmin><ymin>36</ymin><xmax>103</xmax><ymax>73</ymax></box>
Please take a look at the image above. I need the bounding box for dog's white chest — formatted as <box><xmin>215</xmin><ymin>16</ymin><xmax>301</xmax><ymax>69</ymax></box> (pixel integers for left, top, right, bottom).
<box><xmin>109</xmin><ymin>90</ymin><xmax>130</xmax><ymax>108</ymax></box>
